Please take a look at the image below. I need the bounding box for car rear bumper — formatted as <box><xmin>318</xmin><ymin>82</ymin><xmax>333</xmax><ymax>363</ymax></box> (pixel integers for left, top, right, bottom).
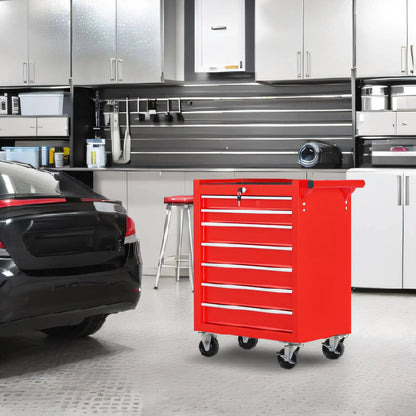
<box><xmin>0</xmin><ymin>241</ymin><xmax>142</xmax><ymax>335</ymax></box>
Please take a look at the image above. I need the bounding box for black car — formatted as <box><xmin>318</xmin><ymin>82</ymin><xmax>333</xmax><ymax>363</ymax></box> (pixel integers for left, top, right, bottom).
<box><xmin>0</xmin><ymin>160</ymin><xmax>142</xmax><ymax>338</ymax></box>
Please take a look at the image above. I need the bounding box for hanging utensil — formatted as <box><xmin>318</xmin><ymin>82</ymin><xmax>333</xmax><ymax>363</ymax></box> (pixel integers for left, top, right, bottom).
<box><xmin>113</xmin><ymin>98</ymin><xmax>131</xmax><ymax>164</ymax></box>
<box><xmin>122</xmin><ymin>97</ymin><xmax>131</xmax><ymax>163</ymax></box>
<box><xmin>111</xmin><ymin>102</ymin><xmax>122</xmax><ymax>162</ymax></box>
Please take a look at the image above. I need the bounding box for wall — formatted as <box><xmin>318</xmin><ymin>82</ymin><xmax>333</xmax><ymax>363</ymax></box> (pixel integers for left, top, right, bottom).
<box><xmin>96</xmin><ymin>81</ymin><xmax>353</xmax><ymax>169</ymax></box>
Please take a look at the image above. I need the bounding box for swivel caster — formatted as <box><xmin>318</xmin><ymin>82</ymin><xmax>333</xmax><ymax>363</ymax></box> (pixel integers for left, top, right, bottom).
<box><xmin>277</xmin><ymin>344</ymin><xmax>302</xmax><ymax>369</ymax></box>
<box><xmin>322</xmin><ymin>336</ymin><xmax>346</xmax><ymax>360</ymax></box>
<box><xmin>238</xmin><ymin>336</ymin><xmax>258</xmax><ymax>350</ymax></box>
<box><xmin>199</xmin><ymin>333</ymin><xmax>219</xmax><ymax>357</ymax></box>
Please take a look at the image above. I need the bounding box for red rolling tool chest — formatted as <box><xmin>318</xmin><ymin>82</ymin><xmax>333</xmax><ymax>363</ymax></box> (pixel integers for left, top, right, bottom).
<box><xmin>193</xmin><ymin>178</ymin><xmax>364</xmax><ymax>369</ymax></box>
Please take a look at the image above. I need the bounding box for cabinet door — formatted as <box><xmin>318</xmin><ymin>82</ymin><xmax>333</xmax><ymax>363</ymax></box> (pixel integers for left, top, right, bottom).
<box><xmin>356</xmin><ymin>0</ymin><xmax>407</xmax><ymax>77</ymax></box>
<box><xmin>27</xmin><ymin>0</ymin><xmax>70</xmax><ymax>86</ymax></box>
<box><xmin>347</xmin><ymin>170</ymin><xmax>403</xmax><ymax>289</ymax></box>
<box><xmin>396</xmin><ymin>112</ymin><xmax>416</xmax><ymax>135</ymax></box>
<box><xmin>195</xmin><ymin>0</ymin><xmax>245</xmax><ymax>73</ymax></box>
<box><xmin>37</xmin><ymin>117</ymin><xmax>69</xmax><ymax>137</ymax></box>
<box><xmin>403</xmin><ymin>171</ymin><xmax>416</xmax><ymax>288</ymax></box>
<box><xmin>72</xmin><ymin>0</ymin><xmax>116</xmax><ymax>85</ymax></box>
<box><xmin>0</xmin><ymin>0</ymin><xmax>28</xmax><ymax>86</ymax></box>
<box><xmin>303</xmin><ymin>0</ymin><xmax>352</xmax><ymax>79</ymax></box>
<box><xmin>255</xmin><ymin>0</ymin><xmax>303</xmax><ymax>81</ymax></box>
<box><xmin>409</xmin><ymin>0</ymin><xmax>416</xmax><ymax>75</ymax></box>
<box><xmin>356</xmin><ymin>111</ymin><xmax>396</xmax><ymax>136</ymax></box>
<box><xmin>0</xmin><ymin>117</ymin><xmax>37</xmax><ymax>137</ymax></box>
<box><xmin>116</xmin><ymin>0</ymin><xmax>163</xmax><ymax>83</ymax></box>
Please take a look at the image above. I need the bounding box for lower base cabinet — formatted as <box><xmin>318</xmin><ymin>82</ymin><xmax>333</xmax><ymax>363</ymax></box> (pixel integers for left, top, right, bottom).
<box><xmin>347</xmin><ymin>168</ymin><xmax>416</xmax><ymax>289</ymax></box>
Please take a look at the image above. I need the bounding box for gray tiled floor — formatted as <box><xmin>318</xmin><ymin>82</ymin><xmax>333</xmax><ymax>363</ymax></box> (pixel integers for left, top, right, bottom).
<box><xmin>1</xmin><ymin>276</ymin><xmax>416</xmax><ymax>416</ymax></box>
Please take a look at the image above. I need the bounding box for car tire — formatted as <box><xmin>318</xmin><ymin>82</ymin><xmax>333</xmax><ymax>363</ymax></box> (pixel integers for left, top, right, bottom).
<box><xmin>41</xmin><ymin>314</ymin><xmax>107</xmax><ymax>339</ymax></box>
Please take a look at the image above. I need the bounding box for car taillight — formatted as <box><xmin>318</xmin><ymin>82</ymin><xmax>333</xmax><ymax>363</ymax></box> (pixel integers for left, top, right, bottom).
<box><xmin>124</xmin><ymin>216</ymin><xmax>137</xmax><ymax>244</ymax></box>
<box><xmin>126</xmin><ymin>216</ymin><xmax>136</xmax><ymax>236</ymax></box>
<box><xmin>0</xmin><ymin>241</ymin><xmax>9</xmax><ymax>257</ymax></box>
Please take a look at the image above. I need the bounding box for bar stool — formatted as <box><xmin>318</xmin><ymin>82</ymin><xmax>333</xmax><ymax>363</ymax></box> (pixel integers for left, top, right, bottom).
<box><xmin>154</xmin><ymin>195</ymin><xmax>194</xmax><ymax>291</ymax></box>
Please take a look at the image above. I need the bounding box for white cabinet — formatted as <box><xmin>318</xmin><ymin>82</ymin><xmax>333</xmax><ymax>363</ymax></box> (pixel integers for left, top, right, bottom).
<box><xmin>36</xmin><ymin>117</ymin><xmax>69</xmax><ymax>137</ymax></box>
<box><xmin>72</xmin><ymin>0</ymin><xmax>183</xmax><ymax>85</ymax></box>
<box><xmin>356</xmin><ymin>112</ymin><xmax>396</xmax><ymax>136</ymax></box>
<box><xmin>255</xmin><ymin>0</ymin><xmax>352</xmax><ymax>81</ymax></box>
<box><xmin>356</xmin><ymin>0</ymin><xmax>411</xmax><ymax>77</ymax></box>
<box><xmin>357</xmin><ymin>111</ymin><xmax>416</xmax><ymax>136</ymax></box>
<box><xmin>0</xmin><ymin>0</ymin><xmax>70</xmax><ymax>86</ymax></box>
<box><xmin>347</xmin><ymin>169</ymin><xmax>416</xmax><ymax>289</ymax></box>
<box><xmin>0</xmin><ymin>117</ymin><xmax>69</xmax><ymax>137</ymax></box>
<box><xmin>403</xmin><ymin>170</ymin><xmax>416</xmax><ymax>288</ymax></box>
<box><xmin>396</xmin><ymin>112</ymin><xmax>416</xmax><ymax>135</ymax></box>
<box><xmin>194</xmin><ymin>0</ymin><xmax>245</xmax><ymax>73</ymax></box>
<box><xmin>0</xmin><ymin>117</ymin><xmax>36</xmax><ymax>137</ymax></box>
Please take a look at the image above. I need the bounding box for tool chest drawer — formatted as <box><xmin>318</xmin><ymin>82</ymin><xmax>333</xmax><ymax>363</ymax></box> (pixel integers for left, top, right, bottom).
<box><xmin>202</xmin><ymin>303</ymin><xmax>293</xmax><ymax>333</ymax></box>
<box><xmin>201</xmin><ymin>242</ymin><xmax>293</xmax><ymax>267</ymax></box>
<box><xmin>202</xmin><ymin>222</ymin><xmax>294</xmax><ymax>246</ymax></box>
<box><xmin>202</xmin><ymin>263</ymin><xmax>294</xmax><ymax>288</ymax></box>
<box><xmin>202</xmin><ymin>283</ymin><xmax>293</xmax><ymax>310</ymax></box>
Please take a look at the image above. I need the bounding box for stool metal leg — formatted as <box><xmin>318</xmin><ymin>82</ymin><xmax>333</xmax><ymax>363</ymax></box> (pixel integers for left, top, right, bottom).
<box><xmin>154</xmin><ymin>204</ymin><xmax>172</xmax><ymax>289</ymax></box>
<box><xmin>186</xmin><ymin>205</ymin><xmax>194</xmax><ymax>292</ymax></box>
<box><xmin>176</xmin><ymin>205</ymin><xmax>185</xmax><ymax>281</ymax></box>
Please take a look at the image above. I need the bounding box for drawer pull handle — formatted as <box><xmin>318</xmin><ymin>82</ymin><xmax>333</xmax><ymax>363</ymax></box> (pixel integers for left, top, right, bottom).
<box><xmin>202</xmin><ymin>282</ymin><xmax>292</xmax><ymax>294</ymax></box>
<box><xmin>202</xmin><ymin>302</ymin><xmax>293</xmax><ymax>315</ymax></box>
<box><xmin>202</xmin><ymin>209</ymin><xmax>292</xmax><ymax>215</ymax></box>
<box><xmin>201</xmin><ymin>242</ymin><xmax>292</xmax><ymax>251</ymax></box>
<box><xmin>201</xmin><ymin>195</ymin><xmax>292</xmax><ymax>201</ymax></box>
<box><xmin>201</xmin><ymin>222</ymin><xmax>293</xmax><ymax>230</ymax></box>
<box><xmin>202</xmin><ymin>262</ymin><xmax>292</xmax><ymax>273</ymax></box>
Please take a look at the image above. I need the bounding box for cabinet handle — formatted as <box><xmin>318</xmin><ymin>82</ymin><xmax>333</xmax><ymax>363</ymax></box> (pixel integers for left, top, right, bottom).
<box><xmin>117</xmin><ymin>59</ymin><xmax>123</xmax><ymax>82</ymax></box>
<box><xmin>405</xmin><ymin>176</ymin><xmax>410</xmax><ymax>206</ymax></box>
<box><xmin>306</xmin><ymin>51</ymin><xmax>311</xmax><ymax>78</ymax></box>
<box><xmin>401</xmin><ymin>122</ymin><xmax>408</xmax><ymax>126</ymax></box>
<box><xmin>23</xmin><ymin>62</ymin><xmax>28</xmax><ymax>83</ymax></box>
<box><xmin>211</xmin><ymin>25</ymin><xmax>227</xmax><ymax>30</ymax></box>
<box><xmin>297</xmin><ymin>51</ymin><xmax>302</xmax><ymax>78</ymax></box>
<box><xmin>398</xmin><ymin>175</ymin><xmax>402</xmax><ymax>206</ymax></box>
<box><xmin>110</xmin><ymin>58</ymin><xmax>116</xmax><ymax>81</ymax></box>
<box><xmin>28</xmin><ymin>62</ymin><xmax>35</xmax><ymax>84</ymax></box>
<box><xmin>401</xmin><ymin>46</ymin><xmax>406</xmax><ymax>73</ymax></box>
<box><xmin>411</xmin><ymin>45</ymin><xmax>415</xmax><ymax>74</ymax></box>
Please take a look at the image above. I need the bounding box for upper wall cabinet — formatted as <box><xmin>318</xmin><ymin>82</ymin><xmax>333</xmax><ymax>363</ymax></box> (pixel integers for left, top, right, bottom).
<box><xmin>356</xmin><ymin>0</ymin><xmax>412</xmax><ymax>77</ymax></box>
<box><xmin>255</xmin><ymin>0</ymin><xmax>352</xmax><ymax>81</ymax></box>
<box><xmin>194</xmin><ymin>0</ymin><xmax>245</xmax><ymax>73</ymax></box>
<box><xmin>72</xmin><ymin>0</ymin><xmax>182</xmax><ymax>85</ymax></box>
<box><xmin>0</xmin><ymin>0</ymin><xmax>70</xmax><ymax>86</ymax></box>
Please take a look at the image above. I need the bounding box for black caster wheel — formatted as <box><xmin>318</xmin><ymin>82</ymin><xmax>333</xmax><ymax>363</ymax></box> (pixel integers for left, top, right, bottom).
<box><xmin>199</xmin><ymin>337</ymin><xmax>219</xmax><ymax>357</ymax></box>
<box><xmin>238</xmin><ymin>336</ymin><xmax>258</xmax><ymax>350</ymax></box>
<box><xmin>277</xmin><ymin>348</ymin><xmax>298</xmax><ymax>369</ymax></box>
<box><xmin>322</xmin><ymin>338</ymin><xmax>345</xmax><ymax>360</ymax></box>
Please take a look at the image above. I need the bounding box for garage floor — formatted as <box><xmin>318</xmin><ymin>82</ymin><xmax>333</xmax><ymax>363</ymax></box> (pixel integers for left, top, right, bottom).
<box><xmin>1</xmin><ymin>276</ymin><xmax>416</xmax><ymax>416</ymax></box>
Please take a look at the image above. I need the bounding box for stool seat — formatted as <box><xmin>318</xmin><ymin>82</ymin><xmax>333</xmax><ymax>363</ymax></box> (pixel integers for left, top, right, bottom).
<box><xmin>164</xmin><ymin>195</ymin><xmax>194</xmax><ymax>204</ymax></box>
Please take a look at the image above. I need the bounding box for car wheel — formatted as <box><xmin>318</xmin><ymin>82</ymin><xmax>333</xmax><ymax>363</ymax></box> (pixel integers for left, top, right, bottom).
<box><xmin>41</xmin><ymin>314</ymin><xmax>107</xmax><ymax>339</ymax></box>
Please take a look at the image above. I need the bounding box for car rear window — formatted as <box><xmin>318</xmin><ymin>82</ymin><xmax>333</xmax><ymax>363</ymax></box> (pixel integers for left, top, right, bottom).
<box><xmin>0</xmin><ymin>161</ymin><xmax>104</xmax><ymax>200</ymax></box>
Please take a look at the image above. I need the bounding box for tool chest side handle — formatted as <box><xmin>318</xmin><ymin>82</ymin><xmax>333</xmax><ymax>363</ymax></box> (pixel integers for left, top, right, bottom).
<box><xmin>304</xmin><ymin>180</ymin><xmax>365</xmax><ymax>190</ymax></box>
